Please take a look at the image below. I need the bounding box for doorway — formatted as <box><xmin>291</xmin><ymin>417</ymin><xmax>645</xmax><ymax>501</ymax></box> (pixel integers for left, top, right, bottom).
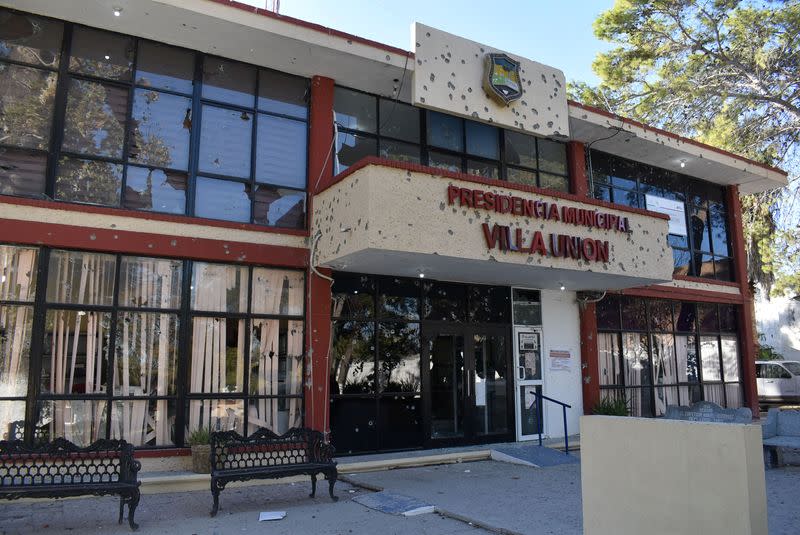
<box><xmin>421</xmin><ymin>323</ymin><xmax>513</xmax><ymax>447</ymax></box>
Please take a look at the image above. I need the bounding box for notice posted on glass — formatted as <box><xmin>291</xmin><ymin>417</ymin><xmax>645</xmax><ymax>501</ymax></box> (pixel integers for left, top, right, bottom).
<box><xmin>548</xmin><ymin>349</ymin><xmax>571</xmax><ymax>372</ymax></box>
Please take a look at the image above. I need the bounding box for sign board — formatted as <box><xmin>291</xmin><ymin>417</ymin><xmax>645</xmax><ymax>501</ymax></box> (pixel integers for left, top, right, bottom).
<box><xmin>548</xmin><ymin>349</ymin><xmax>572</xmax><ymax>372</ymax></box>
<box><xmin>645</xmin><ymin>194</ymin><xmax>687</xmax><ymax>236</ymax></box>
<box><xmin>518</xmin><ymin>332</ymin><xmax>538</xmax><ymax>351</ymax></box>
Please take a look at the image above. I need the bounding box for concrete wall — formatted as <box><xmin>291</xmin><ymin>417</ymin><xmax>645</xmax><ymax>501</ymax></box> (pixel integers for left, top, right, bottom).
<box><xmin>541</xmin><ymin>290</ymin><xmax>582</xmax><ymax>438</ymax></box>
<box><xmin>756</xmin><ymin>295</ymin><xmax>800</xmax><ymax>361</ymax></box>
<box><xmin>312</xmin><ymin>163</ymin><xmax>673</xmax><ymax>290</ymax></box>
<box><xmin>412</xmin><ymin>23</ymin><xmax>569</xmax><ymax>137</ymax></box>
<box><xmin>581</xmin><ymin>416</ymin><xmax>767</xmax><ymax>535</ymax></box>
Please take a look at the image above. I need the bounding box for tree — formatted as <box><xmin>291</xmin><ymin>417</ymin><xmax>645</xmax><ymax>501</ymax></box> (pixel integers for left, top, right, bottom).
<box><xmin>570</xmin><ymin>0</ymin><xmax>800</xmax><ymax>296</ymax></box>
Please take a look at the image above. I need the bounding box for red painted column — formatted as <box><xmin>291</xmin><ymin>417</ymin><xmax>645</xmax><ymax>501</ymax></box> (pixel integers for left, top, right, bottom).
<box><xmin>726</xmin><ymin>184</ymin><xmax>759</xmax><ymax>417</ymax></box>
<box><xmin>567</xmin><ymin>141</ymin><xmax>588</xmax><ymax>197</ymax></box>
<box><xmin>579</xmin><ymin>302</ymin><xmax>600</xmax><ymax>414</ymax></box>
<box><xmin>304</xmin><ymin>75</ymin><xmax>336</xmax><ymax>434</ymax></box>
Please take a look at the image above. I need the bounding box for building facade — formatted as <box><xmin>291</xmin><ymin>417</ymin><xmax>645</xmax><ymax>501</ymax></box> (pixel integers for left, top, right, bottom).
<box><xmin>0</xmin><ymin>1</ymin><xmax>787</xmax><ymax>456</ymax></box>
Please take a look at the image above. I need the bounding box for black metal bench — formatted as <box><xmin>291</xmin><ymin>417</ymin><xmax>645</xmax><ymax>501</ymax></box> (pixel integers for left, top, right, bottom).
<box><xmin>0</xmin><ymin>438</ymin><xmax>142</xmax><ymax>530</ymax></box>
<box><xmin>209</xmin><ymin>427</ymin><xmax>338</xmax><ymax>516</ymax></box>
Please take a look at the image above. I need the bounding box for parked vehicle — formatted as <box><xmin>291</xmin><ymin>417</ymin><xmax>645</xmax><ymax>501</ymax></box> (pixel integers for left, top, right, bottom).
<box><xmin>755</xmin><ymin>360</ymin><xmax>800</xmax><ymax>407</ymax></box>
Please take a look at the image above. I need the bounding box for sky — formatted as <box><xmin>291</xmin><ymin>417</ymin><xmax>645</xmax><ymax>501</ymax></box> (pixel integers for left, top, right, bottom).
<box><xmin>240</xmin><ymin>0</ymin><xmax>616</xmax><ymax>86</ymax></box>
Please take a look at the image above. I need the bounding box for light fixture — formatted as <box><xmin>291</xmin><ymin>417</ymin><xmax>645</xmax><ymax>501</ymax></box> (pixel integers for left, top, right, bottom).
<box><xmin>418</xmin><ymin>272</ymin><xmax>425</xmax><ymax>279</ymax></box>
<box><xmin>559</xmin><ymin>283</ymin><xmax>566</xmax><ymax>291</ymax></box>
<box><xmin>113</xmin><ymin>7</ymin><xmax>122</xmax><ymax>17</ymax></box>
<box><xmin>104</xmin><ymin>55</ymin><xmax>110</xmax><ymax>60</ymax></box>
<box><xmin>680</xmin><ymin>159</ymin><xmax>687</xmax><ymax>168</ymax></box>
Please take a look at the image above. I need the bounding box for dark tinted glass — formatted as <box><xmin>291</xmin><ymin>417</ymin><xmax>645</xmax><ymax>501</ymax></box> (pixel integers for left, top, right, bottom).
<box><xmin>135</xmin><ymin>41</ymin><xmax>194</xmax><ymax>94</ymax></box>
<box><xmin>0</xmin><ymin>10</ymin><xmax>62</xmax><ymax>67</ymax></box>
<box><xmin>379</xmin><ymin>140</ymin><xmax>421</xmax><ymax>164</ymax></box>
<box><xmin>540</xmin><ymin>172</ymin><xmax>568</xmax><ymax>192</ymax></box>
<box><xmin>668</xmin><ymin>233</ymin><xmax>688</xmax><ymax>250</ymax></box>
<box><xmin>0</xmin><ymin>148</ymin><xmax>45</xmax><ymax>197</ymax></box>
<box><xmin>505</xmin><ymin>130</ymin><xmax>536</xmax><ymax>168</ymax></box>
<box><xmin>537</xmin><ymin>138</ymin><xmax>567</xmax><ymax>174</ymax></box>
<box><xmin>55</xmin><ymin>157</ymin><xmax>122</xmax><ymax>205</ymax></box>
<box><xmin>335</xmin><ymin>132</ymin><xmax>375</xmax><ymax>172</ymax></box>
<box><xmin>507</xmin><ymin>167</ymin><xmax>537</xmax><ymax>187</ymax></box>
<box><xmin>378</xmin><ymin>277</ymin><xmax>420</xmax><ymax>320</ymax></box>
<box><xmin>63</xmin><ymin>79</ymin><xmax>128</xmax><ymax>158</ymax></box>
<box><xmin>377</xmin><ymin>396</ymin><xmax>422</xmax><ymax>450</ymax></box>
<box><xmin>258</xmin><ymin>69</ymin><xmax>307</xmax><ymax>119</ymax></box>
<box><xmin>330</xmin><ymin>321</ymin><xmax>375</xmax><ymax>395</ymax></box>
<box><xmin>697</xmin><ymin>304</ymin><xmax>718</xmax><ymax>332</ymax></box>
<box><xmin>329</xmin><ymin>397</ymin><xmax>377</xmax><ymax>453</ymax></box>
<box><xmin>674</xmin><ymin>302</ymin><xmax>697</xmax><ymax>332</ymax></box>
<box><xmin>714</xmin><ymin>257</ymin><xmax>732</xmax><ymax>282</ymax></box>
<box><xmin>613</xmin><ymin>188</ymin><xmax>641</xmax><ymax>208</ymax></box>
<box><xmin>465</xmin><ymin>121</ymin><xmax>498</xmax><ymax>159</ymax></box>
<box><xmin>427</xmin><ymin>111</ymin><xmax>463</xmax><ymax>152</ymax></box>
<box><xmin>199</xmin><ymin>106</ymin><xmax>252</xmax><ymax>178</ymax></box>
<box><xmin>718</xmin><ymin>305</ymin><xmax>737</xmax><ymax>332</ymax></box>
<box><xmin>468</xmin><ymin>285</ymin><xmax>509</xmax><ymax>323</ymax></box>
<box><xmin>194</xmin><ymin>176</ymin><xmax>250</xmax><ymax>222</ymax></box>
<box><xmin>648</xmin><ymin>300</ymin><xmax>673</xmax><ymax>332</ymax></box>
<box><xmin>621</xmin><ymin>297</ymin><xmax>647</xmax><ymax>330</ymax></box>
<box><xmin>252</xmin><ymin>185</ymin><xmax>305</xmax><ymax>229</ymax></box>
<box><xmin>424</xmin><ymin>281</ymin><xmax>466</xmax><ymax>322</ymax></box>
<box><xmin>379</xmin><ymin>99</ymin><xmax>419</xmax><ymax>142</ymax></box>
<box><xmin>709</xmin><ymin>202</ymin><xmax>729</xmax><ymax>256</ymax></box>
<box><xmin>592</xmin><ymin>184</ymin><xmax>611</xmax><ymax>202</ymax></box>
<box><xmin>256</xmin><ymin>115</ymin><xmax>306</xmax><ymax>188</ymax></box>
<box><xmin>334</xmin><ymin>87</ymin><xmax>376</xmax><ymax>133</ymax></box>
<box><xmin>202</xmin><ymin>57</ymin><xmax>255</xmax><ymax>107</ymax></box>
<box><xmin>428</xmin><ymin>151</ymin><xmax>461</xmax><ymax>173</ymax></box>
<box><xmin>0</xmin><ymin>63</ymin><xmax>56</xmax><ymax>150</ymax></box>
<box><xmin>512</xmin><ymin>288</ymin><xmax>541</xmax><ymax>325</ymax></box>
<box><xmin>129</xmin><ymin>89</ymin><xmax>191</xmax><ymax>170</ymax></box>
<box><xmin>69</xmin><ymin>26</ymin><xmax>133</xmax><ymax>81</ymax></box>
<box><xmin>378</xmin><ymin>322</ymin><xmax>420</xmax><ymax>393</ymax></box>
<box><xmin>673</xmin><ymin>248</ymin><xmax>691</xmax><ymax>276</ymax></box>
<box><xmin>331</xmin><ymin>274</ymin><xmax>374</xmax><ymax>318</ymax></box>
<box><xmin>124</xmin><ymin>166</ymin><xmax>186</xmax><ymax>214</ymax></box>
<box><xmin>596</xmin><ymin>295</ymin><xmax>621</xmax><ymax>330</ymax></box>
<box><xmin>690</xmin><ymin>208</ymin><xmax>711</xmax><ymax>252</ymax></box>
<box><xmin>467</xmin><ymin>160</ymin><xmax>499</xmax><ymax>179</ymax></box>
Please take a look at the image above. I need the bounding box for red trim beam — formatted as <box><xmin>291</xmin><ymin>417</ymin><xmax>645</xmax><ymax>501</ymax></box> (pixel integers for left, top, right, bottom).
<box><xmin>0</xmin><ymin>219</ymin><xmax>308</xmax><ymax>268</ymax></box>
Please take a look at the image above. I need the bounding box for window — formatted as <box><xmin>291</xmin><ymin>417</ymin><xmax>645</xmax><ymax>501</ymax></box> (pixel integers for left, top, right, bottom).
<box><xmin>332</xmin><ymin>85</ymin><xmax>568</xmax><ymax>192</ymax></box>
<box><xmin>0</xmin><ymin>7</ymin><xmax>309</xmax><ymax>229</ymax></box>
<box><xmin>0</xmin><ymin>243</ymin><xmax>304</xmax><ymax>447</ymax></box>
<box><xmin>589</xmin><ymin>150</ymin><xmax>733</xmax><ymax>281</ymax></box>
<box><xmin>329</xmin><ymin>273</ymin><xmax>510</xmax><ymax>453</ymax></box>
<box><xmin>596</xmin><ymin>296</ymin><xmax>742</xmax><ymax>416</ymax></box>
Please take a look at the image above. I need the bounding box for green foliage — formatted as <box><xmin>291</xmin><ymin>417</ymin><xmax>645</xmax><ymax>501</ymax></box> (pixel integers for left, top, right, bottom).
<box><xmin>758</xmin><ymin>332</ymin><xmax>785</xmax><ymax>360</ymax></box>
<box><xmin>570</xmin><ymin>0</ymin><xmax>800</xmax><ymax>296</ymax></box>
<box><xmin>592</xmin><ymin>396</ymin><xmax>630</xmax><ymax>416</ymax></box>
<box><xmin>187</xmin><ymin>427</ymin><xmax>211</xmax><ymax>446</ymax></box>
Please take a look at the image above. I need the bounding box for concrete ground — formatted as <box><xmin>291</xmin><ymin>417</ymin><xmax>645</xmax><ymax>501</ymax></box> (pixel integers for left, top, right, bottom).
<box><xmin>1</xmin><ymin>459</ymin><xmax>799</xmax><ymax>534</ymax></box>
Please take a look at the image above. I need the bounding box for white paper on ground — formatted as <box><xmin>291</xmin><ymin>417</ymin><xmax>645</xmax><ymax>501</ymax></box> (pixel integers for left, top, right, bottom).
<box><xmin>258</xmin><ymin>511</ymin><xmax>287</xmax><ymax>521</ymax></box>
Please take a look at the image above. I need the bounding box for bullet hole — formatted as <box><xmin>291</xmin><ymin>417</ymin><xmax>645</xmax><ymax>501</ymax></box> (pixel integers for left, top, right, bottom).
<box><xmin>430</xmin><ymin>73</ymin><xmax>435</xmax><ymax>82</ymax></box>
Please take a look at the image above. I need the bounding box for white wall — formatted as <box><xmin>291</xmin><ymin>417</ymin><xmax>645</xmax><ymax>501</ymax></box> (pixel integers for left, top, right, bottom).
<box><xmin>540</xmin><ymin>289</ymin><xmax>583</xmax><ymax>438</ymax></box>
<box><xmin>756</xmin><ymin>295</ymin><xmax>800</xmax><ymax>361</ymax></box>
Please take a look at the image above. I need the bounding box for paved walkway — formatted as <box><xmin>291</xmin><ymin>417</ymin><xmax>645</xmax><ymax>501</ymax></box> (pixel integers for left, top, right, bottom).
<box><xmin>1</xmin><ymin>459</ymin><xmax>799</xmax><ymax>534</ymax></box>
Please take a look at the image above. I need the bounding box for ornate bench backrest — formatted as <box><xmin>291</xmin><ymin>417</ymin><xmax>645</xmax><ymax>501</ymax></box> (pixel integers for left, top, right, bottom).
<box><xmin>0</xmin><ymin>438</ymin><xmax>136</xmax><ymax>488</ymax></box>
<box><xmin>210</xmin><ymin>427</ymin><xmax>333</xmax><ymax>471</ymax></box>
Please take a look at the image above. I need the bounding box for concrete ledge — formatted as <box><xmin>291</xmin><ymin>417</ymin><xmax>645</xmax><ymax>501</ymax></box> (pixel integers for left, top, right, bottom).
<box><xmin>338</xmin><ymin>450</ymin><xmax>491</xmax><ymax>474</ymax></box>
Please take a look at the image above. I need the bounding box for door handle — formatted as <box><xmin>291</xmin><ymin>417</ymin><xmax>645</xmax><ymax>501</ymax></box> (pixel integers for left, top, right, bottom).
<box><xmin>518</xmin><ymin>366</ymin><xmax>526</xmax><ymax>381</ymax></box>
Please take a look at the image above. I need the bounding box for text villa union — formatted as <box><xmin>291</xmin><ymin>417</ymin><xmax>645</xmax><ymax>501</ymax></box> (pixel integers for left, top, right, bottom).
<box><xmin>447</xmin><ymin>185</ymin><xmax>632</xmax><ymax>263</ymax></box>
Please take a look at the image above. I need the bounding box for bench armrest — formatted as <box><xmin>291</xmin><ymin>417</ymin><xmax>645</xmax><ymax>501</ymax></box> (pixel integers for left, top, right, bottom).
<box><xmin>762</xmin><ymin>408</ymin><xmax>779</xmax><ymax>439</ymax></box>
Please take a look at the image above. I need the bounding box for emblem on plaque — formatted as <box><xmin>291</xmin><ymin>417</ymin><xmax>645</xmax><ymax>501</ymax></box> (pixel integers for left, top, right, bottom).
<box><xmin>483</xmin><ymin>53</ymin><xmax>522</xmax><ymax>105</ymax></box>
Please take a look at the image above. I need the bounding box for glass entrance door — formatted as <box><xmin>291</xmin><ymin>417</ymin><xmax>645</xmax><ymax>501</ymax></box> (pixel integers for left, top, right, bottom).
<box><xmin>422</xmin><ymin>324</ymin><xmax>511</xmax><ymax>446</ymax></box>
<box><xmin>514</xmin><ymin>326</ymin><xmax>544</xmax><ymax>440</ymax></box>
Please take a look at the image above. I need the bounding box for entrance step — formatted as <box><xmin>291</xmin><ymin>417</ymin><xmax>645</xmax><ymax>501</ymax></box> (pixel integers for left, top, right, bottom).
<box><xmin>490</xmin><ymin>444</ymin><xmax>580</xmax><ymax>468</ymax></box>
<box><xmin>352</xmin><ymin>490</ymin><xmax>435</xmax><ymax>516</ymax></box>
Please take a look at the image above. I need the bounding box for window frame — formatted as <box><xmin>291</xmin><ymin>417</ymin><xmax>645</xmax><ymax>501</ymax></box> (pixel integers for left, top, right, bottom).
<box><xmin>332</xmin><ymin>84</ymin><xmax>569</xmax><ymax>192</ymax></box>
<box><xmin>0</xmin><ymin>7</ymin><xmax>310</xmax><ymax>230</ymax></box>
<box><xmin>2</xmin><ymin>243</ymin><xmax>305</xmax><ymax>449</ymax></box>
